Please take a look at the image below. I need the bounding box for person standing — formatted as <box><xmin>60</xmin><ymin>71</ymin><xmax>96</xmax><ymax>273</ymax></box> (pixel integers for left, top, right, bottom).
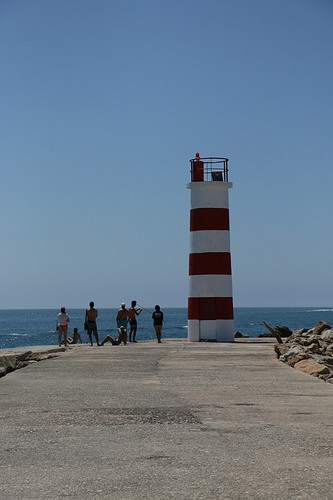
<box><xmin>57</xmin><ymin>306</ymin><xmax>70</xmax><ymax>347</ymax></box>
<box><xmin>128</xmin><ymin>300</ymin><xmax>142</xmax><ymax>342</ymax></box>
<box><xmin>116</xmin><ymin>303</ymin><xmax>129</xmax><ymax>330</ymax></box>
<box><xmin>152</xmin><ymin>305</ymin><xmax>164</xmax><ymax>343</ymax></box>
<box><xmin>85</xmin><ymin>301</ymin><xmax>99</xmax><ymax>346</ymax></box>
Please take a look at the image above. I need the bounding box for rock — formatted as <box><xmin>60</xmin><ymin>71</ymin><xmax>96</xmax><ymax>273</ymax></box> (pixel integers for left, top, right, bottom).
<box><xmin>262</xmin><ymin>322</ymin><xmax>283</xmax><ymax>343</ymax></box>
<box><xmin>321</xmin><ymin>330</ymin><xmax>333</xmax><ymax>343</ymax></box>
<box><xmin>274</xmin><ymin>344</ymin><xmax>290</xmax><ymax>357</ymax></box>
<box><xmin>0</xmin><ymin>355</ymin><xmax>17</xmax><ymax>374</ymax></box>
<box><xmin>279</xmin><ymin>345</ymin><xmax>306</xmax><ymax>363</ymax></box>
<box><xmin>285</xmin><ymin>354</ymin><xmax>309</xmax><ymax>367</ymax></box>
<box><xmin>274</xmin><ymin>320</ymin><xmax>333</xmax><ymax>383</ymax></box>
<box><xmin>319</xmin><ymin>356</ymin><xmax>333</xmax><ymax>365</ymax></box>
<box><xmin>294</xmin><ymin>359</ymin><xmax>330</xmax><ymax>376</ymax></box>
<box><xmin>305</xmin><ymin>343</ymin><xmax>324</xmax><ymax>354</ymax></box>
<box><xmin>234</xmin><ymin>332</ymin><xmax>249</xmax><ymax>338</ymax></box>
<box><xmin>292</xmin><ymin>328</ymin><xmax>309</xmax><ymax>336</ymax></box>
<box><xmin>273</xmin><ymin>325</ymin><xmax>292</xmax><ymax>337</ymax></box>
<box><xmin>297</xmin><ymin>336</ymin><xmax>320</xmax><ymax>347</ymax></box>
<box><xmin>313</xmin><ymin>320</ymin><xmax>331</xmax><ymax>335</ymax></box>
<box><xmin>0</xmin><ymin>350</ymin><xmax>61</xmax><ymax>378</ymax></box>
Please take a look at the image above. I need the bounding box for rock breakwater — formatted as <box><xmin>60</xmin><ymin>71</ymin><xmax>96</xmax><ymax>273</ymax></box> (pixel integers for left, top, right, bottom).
<box><xmin>0</xmin><ymin>348</ymin><xmax>64</xmax><ymax>378</ymax></box>
<box><xmin>273</xmin><ymin>320</ymin><xmax>333</xmax><ymax>383</ymax></box>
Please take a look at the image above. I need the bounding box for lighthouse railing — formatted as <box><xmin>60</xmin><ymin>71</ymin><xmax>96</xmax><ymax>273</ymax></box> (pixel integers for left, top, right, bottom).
<box><xmin>190</xmin><ymin>157</ymin><xmax>229</xmax><ymax>183</ymax></box>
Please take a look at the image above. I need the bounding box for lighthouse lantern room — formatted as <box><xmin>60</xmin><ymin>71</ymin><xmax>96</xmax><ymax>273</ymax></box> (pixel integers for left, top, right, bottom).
<box><xmin>187</xmin><ymin>153</ymin><xmax>234</xmax><ymax>342</ymax></box>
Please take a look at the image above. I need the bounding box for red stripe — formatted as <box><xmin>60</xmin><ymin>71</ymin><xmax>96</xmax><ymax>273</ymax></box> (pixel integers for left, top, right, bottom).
<box><xmin>188</xmin><ymin>297</ymin><xmax>234</xmax><ymax>320</ymax></box>
<box><xmin>189</xmin><ymin>253</ymin><xmax>231</xmax><ymax>275</ymax></box>
<box><xmin>190</xmin><ymin>208</ymin><xmax>229</xmax><ymax>231</ymax></box>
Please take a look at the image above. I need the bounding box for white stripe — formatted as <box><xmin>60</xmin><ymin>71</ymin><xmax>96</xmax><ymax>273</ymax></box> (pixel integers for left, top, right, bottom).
<box><xmin>189</xmin><ymin>275</ymin><xmax>233</xmax><ymax>297</ymax></box>
<box><xmin>215</xmin><ymin>319</ymin><xmax>234</xmax><ymax>342</ymax></box>
<box><xmin>200</xmin><ymin>320</ymin><xmax>234</xmax><ymax>342</ymax></box>
<box><xmin>188</xmin><ymin>183</ymin><xmax>231</xmax><ymax>209</ymax></box>
<box><xmin>188</xmin><ymin>319</ymin><xmax>234</xmax><ymax>342</ymax></box>
<box><xmin>188</xmin><ymin>320</ymin><xmax>200</xmax><ymax>341</ymax></box>
<box><xmin>190</xmin><ymin>230</ymin><xmax>230</xmax><ymax>253</ymax></box>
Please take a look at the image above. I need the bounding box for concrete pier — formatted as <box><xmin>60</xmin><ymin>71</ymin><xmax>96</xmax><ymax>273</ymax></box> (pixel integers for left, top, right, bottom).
<box><xmin>1</xmin><ymin>339</ymin><xmax>333</xmax><ymax>499</ymax></box>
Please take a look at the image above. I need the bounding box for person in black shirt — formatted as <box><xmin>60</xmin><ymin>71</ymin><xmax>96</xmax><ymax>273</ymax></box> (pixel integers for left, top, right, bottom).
<box><xmin>152</xmin><ymin>305</ymin><xmax>164</xmax><ymax>343</ymax></box>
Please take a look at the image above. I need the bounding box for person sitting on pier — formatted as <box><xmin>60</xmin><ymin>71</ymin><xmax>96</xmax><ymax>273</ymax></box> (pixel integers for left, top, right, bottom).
<box><xmin>62</xmin><ymin>327</ymin><xmax>82</xmax><ymax>345</ymax></box>
<box><xmin>100</xmin><ymin>326</ymin><xmax>127</xmax><ymax>346</ymax></box>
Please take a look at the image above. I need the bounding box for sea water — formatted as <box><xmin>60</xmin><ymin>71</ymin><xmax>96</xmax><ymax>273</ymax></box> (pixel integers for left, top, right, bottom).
<box><xmin>0</xmin><ymin>307</ymin><xmax>332</xmax><ymax>350</ymax></box>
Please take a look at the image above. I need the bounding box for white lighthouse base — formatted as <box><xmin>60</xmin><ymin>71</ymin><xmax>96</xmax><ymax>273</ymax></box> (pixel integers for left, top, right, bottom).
<box><xmin>188</xmin><ymin>319</ymin><xmax>234</xmax><ymax>342</ymax></box>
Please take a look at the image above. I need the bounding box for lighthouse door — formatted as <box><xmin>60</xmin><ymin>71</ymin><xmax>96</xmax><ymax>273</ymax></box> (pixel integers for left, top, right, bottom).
<box><xmin>199</xmin><ymin>297</ymin><xmax>217</xmax><ymax>341</ymax></box>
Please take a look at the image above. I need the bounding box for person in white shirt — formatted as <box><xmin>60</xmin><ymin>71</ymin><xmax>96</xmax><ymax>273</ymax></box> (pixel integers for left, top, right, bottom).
<box><xmin>57</xmin><ymin>306</ymin><xmax>70</xmax><ymax>346</ymax></box>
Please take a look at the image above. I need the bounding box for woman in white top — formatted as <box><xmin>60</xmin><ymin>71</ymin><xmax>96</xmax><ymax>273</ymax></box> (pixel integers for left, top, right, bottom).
<box><xmin>57</xmin><ymin>306</ymin><xmax>70</xmax><ymax>346</ymax></box>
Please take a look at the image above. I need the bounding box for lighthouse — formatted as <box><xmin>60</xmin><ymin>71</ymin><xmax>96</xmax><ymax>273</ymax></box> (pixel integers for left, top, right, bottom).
<box><xmin>187</xmin><ymin>153</ymin><xmax>234</xmax><ymax>342</ymax></box>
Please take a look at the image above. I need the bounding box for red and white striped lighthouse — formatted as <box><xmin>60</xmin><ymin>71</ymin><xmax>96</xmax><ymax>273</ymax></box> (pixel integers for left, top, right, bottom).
<box><xmin>187</xmin><ymin>153</ymin><xmax>234</xmax><ymax>342</ymax></box>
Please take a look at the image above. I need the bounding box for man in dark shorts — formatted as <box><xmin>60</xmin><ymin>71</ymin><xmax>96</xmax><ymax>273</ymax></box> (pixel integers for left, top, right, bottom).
<box><xmin>128</xmin><ymin>300</ymin><xmax>142</xmax><ymax>342</ymax></box>
<box><xmin>85</xmin><ymin>301</ymin><xmax>100</xmax><ymax>346</ymax></box>
<box><xmin>116</xmin><ymin>303</ymin><xmax>129</xmax><ymax>330</ymax></box>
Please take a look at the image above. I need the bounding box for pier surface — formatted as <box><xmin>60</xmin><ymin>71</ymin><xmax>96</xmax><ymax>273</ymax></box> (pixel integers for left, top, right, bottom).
<box><xmin>1</xmin><ymin>339</ymin><xmax>333</xmax><ymax>499</ymax></box>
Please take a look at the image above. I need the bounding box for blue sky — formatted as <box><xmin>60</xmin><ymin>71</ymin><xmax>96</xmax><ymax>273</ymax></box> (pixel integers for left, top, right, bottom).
<box><xmin>1</xmin><ymin>0</ymin><xmax>332</xmax><ymax>309</ymax></box>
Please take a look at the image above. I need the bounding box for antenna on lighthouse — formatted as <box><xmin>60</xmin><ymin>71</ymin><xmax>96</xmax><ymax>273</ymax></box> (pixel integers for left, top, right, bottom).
<box><xmin>187</xmin><ymin>154</ymin><xmax>234</xmax><ymax>342</ymax></box>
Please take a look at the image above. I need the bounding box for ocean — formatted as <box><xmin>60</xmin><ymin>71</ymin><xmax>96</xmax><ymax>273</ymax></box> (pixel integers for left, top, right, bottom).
<box><xmin>0</xmin><ymin>307</ymin><xmax>333</xmax><ymax>350</ymax></box>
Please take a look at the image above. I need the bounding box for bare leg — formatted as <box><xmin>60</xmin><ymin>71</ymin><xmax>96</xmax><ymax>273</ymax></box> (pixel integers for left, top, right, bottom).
<box><xmin>154</xmin><ymin>326</ymin><xmax>162</xmax><ymax>343</ymax></box>
<box><xmin>101</xmin><ymin>336</ymin><xmax>115</xmax><ymax>345</ymax></box>
<box><xmin>58</xmin><ymin>326</ymin><xmax>67</xmax><ymax>346</ymax></box>
<box><xmin>63</xmin><ymin>325</ymin><xmax>68</xmax><ymax>345</ymax></box>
